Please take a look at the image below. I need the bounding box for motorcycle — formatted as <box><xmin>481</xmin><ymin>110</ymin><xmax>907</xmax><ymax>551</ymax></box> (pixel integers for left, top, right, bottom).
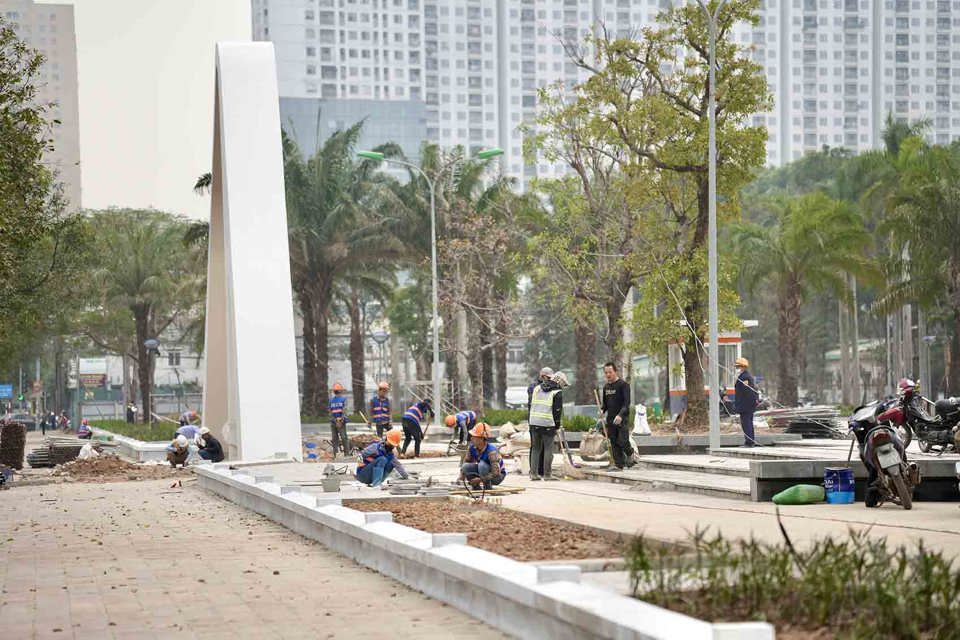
<box><xmin>889</xmin><ymin>378</ymin><xmax>959</xmax><ymax>454</ymax></box>
<box><xmin>848</xmin><ymin>399</ymin><xmax>919</xmax><ymax>509</ymax></box>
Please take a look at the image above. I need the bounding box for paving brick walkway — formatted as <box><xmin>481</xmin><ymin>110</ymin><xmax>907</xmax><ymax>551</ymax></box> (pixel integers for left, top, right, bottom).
<box><xmin>0</xmin><ymin>479</ymin><xmax>506</xmax><ymax>640</ymax></box>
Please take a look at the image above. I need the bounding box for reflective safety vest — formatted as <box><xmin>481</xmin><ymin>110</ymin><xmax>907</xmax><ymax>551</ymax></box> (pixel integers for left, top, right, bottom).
<box><xmin>469</xmin><ymin>443</ymin><xmax>506</xmax><ymax>477</ymax></box>
<box><xmin>403</xmin><ymin>404</ymin><xmax>425</xmax><ymax>427</ymax></box>
<box><xmin>370</xmin><ymin>396</ymin><xmax>391</xmax><ymax>424</ymax></box>
<box><xmin>529</xmin><ymin>387</ymin><xmax>560</xmax><ymax>427</ymax></box>
<box><xmin>455</xmin><ymin>410</ymin><xmax>476</xmax><ymax>429</ymax></box>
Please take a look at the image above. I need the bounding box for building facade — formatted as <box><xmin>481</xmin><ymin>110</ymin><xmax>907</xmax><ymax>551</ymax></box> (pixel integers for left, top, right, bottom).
<box><xmin>0</xmin><ymin>0</ymin><xmax>81</xmax><ymax>210</ymax></box>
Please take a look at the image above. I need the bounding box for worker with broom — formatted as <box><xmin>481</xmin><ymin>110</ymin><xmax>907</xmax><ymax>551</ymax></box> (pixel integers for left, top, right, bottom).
<box><xmin>601</xmin><ymin>362</ymin><xmax>635</xmax><ymax>470</ymax></box>
<box><xmin>459</xmin><ymin>423</ymin><xmax>506</xmax><ymax>489</ymax></box>
<box><xmin>528</xmin><ymin>371</ymin><xmax>568</xmax><ymax>481</ymax></box>
<box><xmin>355</xmin><ymin>429</ymin><xmax>409</xmax><ymax>487</ymax></box>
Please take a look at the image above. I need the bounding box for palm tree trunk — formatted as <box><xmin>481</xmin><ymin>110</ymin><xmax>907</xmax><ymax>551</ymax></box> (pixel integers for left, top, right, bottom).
<box><xmin>850</xmin><ymin>275</ymin><xmax>862</xmax><ymax>405</ymax></box>
<box><xmin>348</xmin><ymin>287</ymin><xmax>365</xmax><ymax>414</ymax></box>
<box><xmin>839</xmin><ymin>296</ymin><xmax>851</xmax><ymax>405</ymax></box>
<box><xmin>299</xmin><ymin>295</ymin><xmax>321</xmax><ymax>416</ymax></box>
<box><xmin>133</xmin><ymin>307</ymin><xmax>153</xmax><ymax>424</ymax></box>
<box><xmin>573</xmin><ymin>318</ymin><xmax>596</xmax><ymax>405</ymax></box>
<box><xmin>778</xmin><ymin>280</ymin><xmax>802</xmax><ymax>407</ymax></box>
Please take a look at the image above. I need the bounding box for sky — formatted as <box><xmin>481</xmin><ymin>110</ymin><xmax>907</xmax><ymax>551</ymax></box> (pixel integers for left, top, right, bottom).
<box><xmin>42</xmin><ymin>0</ymin><xmax>251</xmax><ymax>220</ymax></box>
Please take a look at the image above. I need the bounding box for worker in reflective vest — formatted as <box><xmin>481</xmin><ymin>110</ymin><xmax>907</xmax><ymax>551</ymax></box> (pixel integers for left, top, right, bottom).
<box><xmin>356</xmin><ymin>429</ymin><xmax>408</xmax><ymax>486</ymax></box>
<box><xmin>369</xmin><ymin>381</ymin><xmax>392</xmax><ymax>438</ymax></box>
<box><xmin>444</xmin><ymin>410</ymin><xmax>477</xmax><ymax>445</ymax></box>
<box><xmin>329</xmin><ymin>382</ymin><xmax>349</xmax><ymax>457</ymax></box>
<box><xmin>400</xmin><ymin>399</ymin><xmax>433</xmax><ymax>458</ymax></box>
<box><xmin>528</xmin><ymin>371</ymin><xmax>567</xmax><ymax>481</ymax></box>
<box><xmin>460</xmin><ymin>423</ymin><xmax>506</xmax><ymax>489</ymax></box>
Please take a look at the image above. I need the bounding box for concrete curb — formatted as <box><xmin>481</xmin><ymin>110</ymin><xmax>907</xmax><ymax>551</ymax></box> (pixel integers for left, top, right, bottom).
<box><xmin>90</xmin><ymin>428</ymin><xmax>168</xmax><ymax>463</ymax></box>
<box><xmin>195</xmin><ymin>465</ymin><xmax>773</xmax><ymax>640</ymax></box>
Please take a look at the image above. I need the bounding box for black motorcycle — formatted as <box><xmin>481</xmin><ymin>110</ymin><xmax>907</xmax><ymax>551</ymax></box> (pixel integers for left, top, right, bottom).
<box><xmin>848</xmin><ymin>398</ymin><xmax>919</xmax><ymax>509</ymax></box>
<box><xmin>895</xmin><ymin>379</ymin><xmax>959</xmax><ymax>453</ymax></box>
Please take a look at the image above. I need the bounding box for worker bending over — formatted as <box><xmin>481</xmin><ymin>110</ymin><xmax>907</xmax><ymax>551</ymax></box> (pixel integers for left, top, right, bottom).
<box><xmin>400</xmin><ymin>399</ymin><xmax>433</xmax><ymax>458</ymax></box>
<box><xmin>444</xmin><ymin>409</ymin><xmax>477</xmax><ymax>445</ymax></box>
<box><xmin>459</xmin><ymin>423</ymin><xmax>506</xmax><ymax>489</ymax></box>
<box><xmin>166</xmin><ymin>435</ymin><xmax>190</xmax><ymax>467</ymax></box>
<box><xmin>355</xmin><ymin>430</ymin><xmax>408</xmax><ymax>487</ymax></box>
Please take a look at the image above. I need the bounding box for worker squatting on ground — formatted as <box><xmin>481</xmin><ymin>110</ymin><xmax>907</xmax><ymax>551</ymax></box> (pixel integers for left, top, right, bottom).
<box><xmin>166</xmin><ymin>435</ymin><xmax>190</xmax><ymax>467</ymax></box>
<box><xmin>77</xmin><ymin>418</ymin><xmax>92</xmax><ymax>440</ymax></box>
<box><xmin>369</xmin><ymin>381</ymin><xmax>392</xmax><ymax>438</ymax></box>
<box><xmin>329</xmin><ymin>382</ymin><xmax>349</xmax><ymax>457</ymax></box>
<box><xmin>196</xmin><ymin>426</ymin><xmax>225</xmax><ymax>463</ymax></box>
<box><xmin>400</xmin><ymin>399</ymin><xmax>433</xmax><ymax>458</ymax></box>
<box><xmin>459</xmin><ymin>423</ymin><xmax>506</xmax><ymax>489</ymax></box>
<box><xmin>355</xmin><ymin>429</ymin><xmax>408</xmax><ymax>486</ymax></box>
<box><xmin>601</xmin><ymin>361</ymin><xmax>636</xmax><ymax>470</ymax></box>
<box><xmin>528</xmin><ymin>371</ymin><xmax>568</xmax><ymax>481</ymax></box>
<box><xmin>445</xmin><ymin>409</ymin><xmax>477</xmax><ymax>445</ymax></box>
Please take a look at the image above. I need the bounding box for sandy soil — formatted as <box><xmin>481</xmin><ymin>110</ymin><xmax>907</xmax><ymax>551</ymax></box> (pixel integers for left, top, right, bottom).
<box><xmin>50</xmin><ymin>455</ymin><xmax>191</xmax><ymax>482</ymax></box>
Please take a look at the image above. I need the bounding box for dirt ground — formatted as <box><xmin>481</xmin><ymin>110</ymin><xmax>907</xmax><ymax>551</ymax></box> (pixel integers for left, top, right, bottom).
<box><xmin>346</xmin><ymin>498</ymin><xmax>628</xmax><ymax>561</ymax></box>
<box><xmin>50</xmin><ymin>455</ymin><xmax>191</xmax><ymax>482</ymax></box>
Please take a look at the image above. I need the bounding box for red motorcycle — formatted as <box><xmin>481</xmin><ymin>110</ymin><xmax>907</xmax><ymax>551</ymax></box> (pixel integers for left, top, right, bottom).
<box><xmin>885</xmin><ymin>379</ymin><xmax>959</xmax><ymax>454</ymax></box>
<box><xmin>849</xmin><ymin>399</ymin><xmax>919</xmax><ymax>509</ymax></box>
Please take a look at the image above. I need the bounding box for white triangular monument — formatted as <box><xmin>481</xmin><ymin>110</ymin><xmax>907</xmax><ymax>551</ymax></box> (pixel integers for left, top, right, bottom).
<box><xmin>202</xmin><ymin>42</ymin><xmax>301</xmax><ymax>461</ymax></box>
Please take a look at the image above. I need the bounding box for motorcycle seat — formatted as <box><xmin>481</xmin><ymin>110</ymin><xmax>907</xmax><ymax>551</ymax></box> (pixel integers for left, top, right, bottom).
<box><xmin>935</xmin><ymin>397</ymin><xmax>960</xmax><ymax>416</ymax></box>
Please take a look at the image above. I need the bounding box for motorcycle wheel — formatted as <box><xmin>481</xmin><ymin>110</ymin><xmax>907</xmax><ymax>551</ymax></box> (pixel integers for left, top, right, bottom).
<box><xmin>918</xmin><ymin>439</ymin><xmax>931</xmax><ymax>453</ymax></box>
<box><xmin>889</xmin><ymin>467</ymin><xmax>913</xmax><ymax>510</ymax></box>
<box><xmin>897</xmin><ymin>424</ymin><xmax>913</xmax><ymax>450</ymax></box>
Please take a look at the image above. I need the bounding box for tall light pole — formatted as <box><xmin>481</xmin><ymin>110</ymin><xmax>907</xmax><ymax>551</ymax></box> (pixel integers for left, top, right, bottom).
<box><xmin>697</xmin><ymin>0</ymin><xmax>726</xmax><ymax>451</ymax></box>
<box><xmin>357</xmin><ymin>147</ymin><xmax>503</xmax><ymax>424</ymax></box>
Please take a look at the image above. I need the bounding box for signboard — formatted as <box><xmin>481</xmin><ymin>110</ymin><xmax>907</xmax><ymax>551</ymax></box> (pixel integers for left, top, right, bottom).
<box><xmin>79</xmin><ymin>357</ymin><xmax>107</xmax><ymax>374</ymax></box>
<box><xmin>0</xmin><ymin>384</ymin><xmax>11</xmax><ymax>399</ymax></box>
<box><xmin>79</xmin><ymin>373</ymin><xmax>107</xmax><ymax>388</ymax></box>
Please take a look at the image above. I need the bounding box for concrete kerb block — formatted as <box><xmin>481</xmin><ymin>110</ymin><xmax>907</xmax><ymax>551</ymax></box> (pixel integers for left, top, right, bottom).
<box><xmin>536</xmin><ymin>565</ymin><xmax>581</xmax><ymax>584</ymax></box>
<box><xmin>253</xmin><ymin>474</ymin><xmax>274</xmax><ymax>484</ymax></box>
<box><xmin>212</xmin><ymin>463</ymin><xmax>230</xmax><ymax>471</ymax></box>
<box><xmin>431</xmin><ymin>532</ymin><xmax>467</xmax><ymax>547</ymax></box>
<box><xmin>712</xmin><ymin>622</ymin><xmax>775</xmax><ymax>639</ymax></box>
<box><xmin>279</xmin><ymin>485</ymin><xmax>301</xmax><ymax>496</ymax></box>
<box><xmin>363</xmin><ymin>511</ymin><xmax>393</xmax><ymax>525</ymax></box>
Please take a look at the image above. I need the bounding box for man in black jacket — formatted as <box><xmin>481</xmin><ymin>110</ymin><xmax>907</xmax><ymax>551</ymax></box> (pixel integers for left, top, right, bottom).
<box><xmin>733</xmin><ymin>357</ymin><xmax>760</xmax><ymax>447</ymax></box>
<box><xmin>601</xmin><ymin>362</ymin><xmax>634</xmax><ymax>469</ymax></box>
<box><xmin>197</xmin><ymin>426</ymin><xmax>225</xmax><ymax>463</ymax></box>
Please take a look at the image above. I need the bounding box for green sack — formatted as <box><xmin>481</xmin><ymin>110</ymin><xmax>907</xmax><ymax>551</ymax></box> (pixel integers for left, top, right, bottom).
<box><xmin>772</xmin><ymin>484</ymin><xmax>825</xmax><ymax>505</ymax></box>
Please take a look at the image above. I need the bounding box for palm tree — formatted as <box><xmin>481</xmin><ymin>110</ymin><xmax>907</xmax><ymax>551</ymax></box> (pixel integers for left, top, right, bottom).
<box><xmin>283</xmin><ymin>124</ymin><xmax>409</xmax><ymax>415</ymax></box>
<box><xmin>733</xmin><ymin>192</ymin><xmax>875</xmax><ymax>406</ymax></box>
<box><xmin>83</xmin><ymin>209</ymin><xmax>205</xmax><ymax>422</ymax></box>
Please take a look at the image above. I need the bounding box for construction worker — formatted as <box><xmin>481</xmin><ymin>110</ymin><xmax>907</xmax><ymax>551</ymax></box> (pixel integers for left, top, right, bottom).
<box><xmin>166</xmin><ymin>434</ymin><xmax>190</xmax><ymax>467</ymax></box>
<box><xmin>444</xmin><ymin>409</ymin><xmax>477</xmax><ymax>445</ymax></box>
<box><xmin>601</xmin><ymin>362</ymin><xmax>635</xmax><ymax>470</ymax></box>
<box><xmin>197</xmin><ymin>426</ymin><xmax>224</xmax><ymax>463</ymax></box>
<box><xmin>459</xmin><ymin>423</ymin><xmax>506</xmax><ymax>489</ymax></box>
<box><xmin>77</xmin><ymin>418</ymin><xmax>92</xmax><ymax>440</ymax></box>
<box><xmin>329</xmin><ymin>382</ymin><xmax>349</xmax><ymax>458</ymax></box>
<box><xmin>527</xmin><ymin>366</ymin><xmax>554</xmax><ymax>416</ymax></box>
<box><xmin>528</xmin><ymin>371</ymin><xmax>567</xmax><ymax>481</ymax></box>
<box><xmin>369</xmin><ymin>382</ymin><xmax>392</xmax><ymax>438</ymax></box>
<box><xmin>355</xmin><ymin>429</ymin><xmax>408</xmax><ymax>486</ymax></box>
<box><xmin>734</xmin><ymin>357</ymin><xmax>760</xmax><ymax>447</ymax></box>
<box><xmin>400</xmin><ymin>399</ymin><xmax>433</xmax><ymax>459</ymax></box>
<box><xmin>176</xmin><ymin>419</ymin><xmax>201</xmax><ymax>440</ymax></box>
<box><xmin>179</xmin><ymin>409</ymin><xmax>198</xmax><ymax>425</ymax></box>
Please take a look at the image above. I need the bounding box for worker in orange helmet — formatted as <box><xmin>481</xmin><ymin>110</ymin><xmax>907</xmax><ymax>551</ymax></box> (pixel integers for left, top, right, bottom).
<box><xmin>329</xmin><ymin>382</ymin><xmax>349</xmax><ymax>458</ymax></box>
<box><xmin>459</xmin><ymin>423</ymin><xmax>506</xmax><ymax>489</ymax></box>
<box><xmin>444</xmin><ymin>410</ymin><xmax>477</xmax><ymax>445</ymax></box>
<box><xmin>369</xmin><ymin>381</ymin><xmax>392</xmax><ymax>438</ymax></box>
<box><xmin>355</xmin><ymin>429</ymin><xmax>408</xmax><ymax>487</ymax></box>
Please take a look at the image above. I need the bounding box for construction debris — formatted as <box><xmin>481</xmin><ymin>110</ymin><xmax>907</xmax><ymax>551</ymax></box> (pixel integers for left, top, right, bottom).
<box><xmin>26</xmin><ymin>436</ymin><xmax>117</xmax><ymax>468</ymax></box>
<box><xmin>758</xmin><ymin>406</ymin><xmax>845</xmax><ymax>438</ymax></box>
<box><xmin>51</xmin><ymin>455</ymin><xmax>188</xmax><ymax>482</ymax></box>
<box><xmin>0</xmin><ymin>422</ymin><xmax>27</xmax><ymax>470</ymax></box>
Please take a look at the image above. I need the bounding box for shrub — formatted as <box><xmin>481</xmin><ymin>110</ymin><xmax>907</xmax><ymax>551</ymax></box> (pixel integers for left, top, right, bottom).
<box><xmin>627</xmin><ymin>526</ymin><xmax>960</xmax><ymax>639</ymax></box>
<box><xmin>90</xmin><ymin>420</ymin><xmax>177</xmax><ymax>442</ymax></box>
<box><xmin>482</xmin><ymin>409</ymin><xmax>528</xmax><ymax>426</ymax></box>
<box><xmin>561</xmin><ymin>414</ymin><xmax>598</xmax><ymax>431</ymax></box>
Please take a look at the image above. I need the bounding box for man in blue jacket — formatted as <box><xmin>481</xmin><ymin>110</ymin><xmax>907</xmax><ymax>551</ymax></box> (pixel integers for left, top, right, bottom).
<box><xmin>734</xmin><ymin>357</ymin><xmax>760</xmax><ymax>447</ymax></box>
<box><xmin>355</xmin><ymin>430</ymin><xmax>408</xmax><ymax>486</ymax></box>
<box><xmin>329</xmin><ymin>382</ymin><xmax>349</xmax><ymax>458</ymax></box>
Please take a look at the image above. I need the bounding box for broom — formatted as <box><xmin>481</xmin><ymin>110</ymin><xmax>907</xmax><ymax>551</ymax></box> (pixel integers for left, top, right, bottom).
<box><xmin>557</xmin><ymin>426</ymin><xmax>586</xmax><ymax>479</ymax></box>
<box><xmin>594</xmin><ymin>388</ymin><xmax>616</xmax><ymax>467</ymax></box>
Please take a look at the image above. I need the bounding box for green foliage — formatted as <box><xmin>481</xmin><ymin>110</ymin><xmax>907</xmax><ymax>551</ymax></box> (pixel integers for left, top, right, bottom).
<box><xmin>628</xmin><ymin>527</ymin><xmax>960</xmax><ymax>639</ymax></box>
<box><xmin>561</xmin><ymin>414</ymin><xmax>598</xmax><ymax>432</ymax></box>
<box><xmin>89</xmin><ymin>420</ymin><xmax>177</xmax><ymax>442</ymax></box>
<box><xmin>481</xmin><ymin>409</ymin><xmax>528</xmax><ymax>427</ymax></box>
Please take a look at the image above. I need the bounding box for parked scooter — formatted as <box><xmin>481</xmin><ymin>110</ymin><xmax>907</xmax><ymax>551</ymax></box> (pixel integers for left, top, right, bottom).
<box><xmin>886</xmin><ymin>379</ymin><xmax>959</xmax><ymax>454</ymax></box>
<box><xmin>848</xmin><ymin>399</ymin><xmax>920</xmax><ymax>509</ymax></box>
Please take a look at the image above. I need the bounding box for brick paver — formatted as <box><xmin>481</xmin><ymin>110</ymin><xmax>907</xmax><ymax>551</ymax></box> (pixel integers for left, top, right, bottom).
<box><xmin>0</xmin><ymin>479</ymin><xmax>506</xmax><ymax>640</ymax></box>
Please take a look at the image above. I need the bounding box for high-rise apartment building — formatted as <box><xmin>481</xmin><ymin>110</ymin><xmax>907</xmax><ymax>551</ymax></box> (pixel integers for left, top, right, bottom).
<box><xmin>1</xmin><ymin>0</ymin><xmax>81</xmax><ymax>210</ymax></box>
<box><xmin>255</xmin><ymin>0</ymin><xmax>960</xmax><ymax>179</ymax></box>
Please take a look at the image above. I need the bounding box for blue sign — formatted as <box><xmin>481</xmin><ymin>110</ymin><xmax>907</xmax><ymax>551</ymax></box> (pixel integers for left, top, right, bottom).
<box><xmin>0</xmin><ymin>384</ymin><xmax>12</xmax><ymax>399</ymax></box>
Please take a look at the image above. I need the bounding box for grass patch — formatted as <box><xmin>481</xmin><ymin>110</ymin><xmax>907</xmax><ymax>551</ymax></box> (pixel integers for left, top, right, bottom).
<box><xmin>89</xmin><ymin>420</ymin><xmax>177</xmax><ymax>442</ymax></box>
<box><xmin>627</xmin><ymin>527</ymin><xmax>960</xmax><ymax>639</ymax></box>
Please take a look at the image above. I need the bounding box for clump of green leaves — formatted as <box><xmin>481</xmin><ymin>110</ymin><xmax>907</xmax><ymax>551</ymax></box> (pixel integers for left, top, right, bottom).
<box><xmin>90</xmin><ymin>420</ymin><xmax>176</xmax><ymax>443</ymax></box>
<box><xmin>628</xmin><ymin>527</ymin><xmax>960</xmax><ymax>639</ymax></box>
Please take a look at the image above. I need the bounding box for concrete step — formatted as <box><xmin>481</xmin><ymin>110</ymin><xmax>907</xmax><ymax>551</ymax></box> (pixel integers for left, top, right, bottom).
<box><xmin>581</xmin><ymin>466</ymin><xmax>752</xmax><ymax>501</ymax></box>
<box><xmin>634</xmin><ymin>454</ymin><xmax>752</xmax><ymax>477</ymax></box>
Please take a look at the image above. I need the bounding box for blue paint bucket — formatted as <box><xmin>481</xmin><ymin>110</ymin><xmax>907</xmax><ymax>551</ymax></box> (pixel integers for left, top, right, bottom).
<box><xmin>824</xmin><ymin>467</ymin><xmax>855</xmax><ymax>504</ymax></box>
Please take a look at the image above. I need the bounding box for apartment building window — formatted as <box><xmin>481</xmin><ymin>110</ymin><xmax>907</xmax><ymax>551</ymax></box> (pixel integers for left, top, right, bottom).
<box><xmin>895</xmin><ymin>51</ymin><xmax>908</xmax><ymax>63</ymax></box>
<box><xmin>306</xmin><ymin>64</ymin><xmax>317</xmax><ymax>75</ymax></box>
<box><xmin>168</xmin><ymin>352</ymin><xmax>181</xmax><ymax>367</ymax></box>
<box><xmin>305</xmin><ymin>9</ymin><xmax>315</xmax><ymax>21</ymax></box>
<box><xmin>306</xmin><ymin>47</ymin><xmax>317</xmax><ymax>57</ymax></box>
<box><xmin>321</xmin><ymin>84</ymin><xmax>337</xmax><ymax>98</ymax></box>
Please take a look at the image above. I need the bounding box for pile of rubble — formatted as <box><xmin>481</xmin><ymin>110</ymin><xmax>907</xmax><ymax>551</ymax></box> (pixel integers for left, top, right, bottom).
<box><xmin>51</xmin><ymin>455</ymin><xmax>187</xmax><ymax>482</ymax></box>
<box><xmin>26</xmin><ymin>436</ymin><xmax>118</xmax><ymax>468</ymax></box>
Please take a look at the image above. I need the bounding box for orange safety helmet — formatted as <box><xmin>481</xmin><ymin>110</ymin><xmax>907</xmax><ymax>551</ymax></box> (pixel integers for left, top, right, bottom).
<box><xmin>332</xmin><ymin>382</ymin><xmax>345</xmax><ymax>393</ymax></box>
<box><xmin>384</xmin><ymin>429</ymin><xmax>402</xmax><ymax>447</ymax></box>
<box><xmin>377</xmin><ymin>381</ymin><xmax>390</xmax><ymax>391</ymax></box>
<box><xmin>468</xmin><ymin>422</ymin><xmax>492</xmax><ymax>439</ymax></box>
<box><xmin>444</xmin><ymin>414</ymin><xmax>457</xmax><ymax>428</ymax></box>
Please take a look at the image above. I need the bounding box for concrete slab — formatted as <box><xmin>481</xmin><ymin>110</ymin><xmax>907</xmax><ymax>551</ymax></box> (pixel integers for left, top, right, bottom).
<box><xmin>583</xmin><ymin>467</ymin><xmax>752</xmax><ymax>501</ymax></box>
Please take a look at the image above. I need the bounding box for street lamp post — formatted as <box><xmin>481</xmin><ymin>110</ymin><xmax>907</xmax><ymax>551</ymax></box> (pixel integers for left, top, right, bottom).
<box><xmin>357</xmin><ymin>147</ymin><xmax>503</xmax><ymax>424</ymax></box>
<box><xmin>697</xmin><ymin>0</ymin><xmax>726</xmax><ymax>451</ymax></box>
